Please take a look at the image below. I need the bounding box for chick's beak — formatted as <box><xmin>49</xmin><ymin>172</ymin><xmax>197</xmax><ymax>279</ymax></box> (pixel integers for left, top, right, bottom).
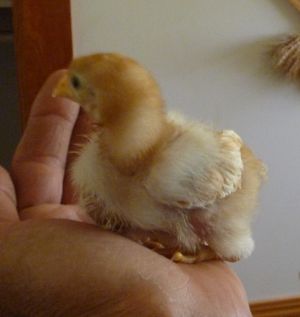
<box><xmin>52</xmin><ymin>73</ymin><xmax>73</xmax><ymax>99</ymax></box>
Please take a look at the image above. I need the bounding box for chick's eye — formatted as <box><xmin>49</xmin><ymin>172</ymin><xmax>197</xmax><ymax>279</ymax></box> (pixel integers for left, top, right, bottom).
<box><xmin>71</xmin><ymin>76</ymin><xmax>81</xmax><ymax>90</ymax></box>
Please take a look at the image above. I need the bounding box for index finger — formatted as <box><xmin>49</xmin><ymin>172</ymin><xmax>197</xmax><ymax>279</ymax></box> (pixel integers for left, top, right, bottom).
<box><xmin>12</xmin><ymin>71</ymin><xmax>80</xmax><ymax>210</ymax></box>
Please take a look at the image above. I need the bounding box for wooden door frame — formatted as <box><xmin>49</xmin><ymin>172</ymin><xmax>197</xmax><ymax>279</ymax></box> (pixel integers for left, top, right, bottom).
<box><xmin>12</xmin><ymin>0</ymin><xmax>72</xmax><ymax>128</ymax></box>
<box><xmin>250</xmin><ymin>296</ymin><xmax>300</xmax><ymax>317</ymax></box>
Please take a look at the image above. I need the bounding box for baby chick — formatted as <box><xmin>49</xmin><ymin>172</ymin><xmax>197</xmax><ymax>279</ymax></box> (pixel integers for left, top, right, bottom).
<box><xmin>53</xmin><ymin>53</ymin><xmax>266</xmax><ymax>263</ymax></box>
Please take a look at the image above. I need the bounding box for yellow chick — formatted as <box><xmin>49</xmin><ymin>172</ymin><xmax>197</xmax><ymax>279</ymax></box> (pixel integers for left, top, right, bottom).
<box><xmin>53</xmin><ymin>53</ymin><xmax>266</xmax><ymax>263</ymax></box>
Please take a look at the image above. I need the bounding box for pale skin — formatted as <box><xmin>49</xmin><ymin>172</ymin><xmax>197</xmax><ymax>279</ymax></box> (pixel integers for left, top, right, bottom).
<box><xmin>0</xmin><ymin>71</ymin><xmax>252</xmax><ymax>316</ymax></box>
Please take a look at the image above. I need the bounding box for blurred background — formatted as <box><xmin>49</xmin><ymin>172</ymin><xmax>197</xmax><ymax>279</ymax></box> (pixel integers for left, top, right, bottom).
<box><xmin>0</xmin><ymin>0</ymin><xmax>20</xmax><ymax>168</ymax></box>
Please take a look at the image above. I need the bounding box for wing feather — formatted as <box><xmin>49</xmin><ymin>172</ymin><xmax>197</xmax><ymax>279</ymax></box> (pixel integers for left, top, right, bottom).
<box><xmin>144</xmin><ymin>114</ymin><xmax>243</xmax><ymax>210</ymax></box>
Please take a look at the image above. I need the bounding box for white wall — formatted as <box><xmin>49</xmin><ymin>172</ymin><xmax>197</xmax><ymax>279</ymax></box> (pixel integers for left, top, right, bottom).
<box><xmin>71</xmin><ymin>0</ymin><xmax>300</xmax><ymax>301</ymax></box>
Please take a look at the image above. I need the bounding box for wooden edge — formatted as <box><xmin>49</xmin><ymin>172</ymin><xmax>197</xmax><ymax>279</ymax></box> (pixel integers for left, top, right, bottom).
<box><xmin>12</xmin><ymin>0</ymin><xmax>73</xmax><ymax>129</ymax></box>
<box><xmin>289</xmin><ymin>0</ymin><xmax>300</xmax><ymax>12</ymax></box>
<box><xmin>0</xmin><ymin>0</ymin><xmax>11</xmax><ymax>8</ymax></box>
<box><xmin>250</xmin><ymin>296</ymin><xmax>300</xmax><ymax>317</ymax></box>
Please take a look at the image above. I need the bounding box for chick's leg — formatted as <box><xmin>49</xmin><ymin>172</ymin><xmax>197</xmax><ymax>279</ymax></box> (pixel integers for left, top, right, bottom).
<box><xmin>171</xmin><ymin>252</ymin><xmax>198</xmax><ymax>264</ymax></box>
<box><xmin>171</xmin><ymin>246</ymin><xmax>219</xmax><ymax>264</ymax></box>
<box><xmin>196</xmin><ymin>246</ymin><xmax>220</xmax><ymax>262</ymax></box>
<box><xmin>142</xmin><ymin>237</ymin><xmax>165</xmax><ymax>251</ymax></box>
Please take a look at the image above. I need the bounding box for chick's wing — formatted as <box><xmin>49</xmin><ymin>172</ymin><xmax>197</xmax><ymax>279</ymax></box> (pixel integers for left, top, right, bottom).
<box><xmin>144</xmin><ymin>116</ymin><xmax>244</xmax><ymax>210</ymax></box>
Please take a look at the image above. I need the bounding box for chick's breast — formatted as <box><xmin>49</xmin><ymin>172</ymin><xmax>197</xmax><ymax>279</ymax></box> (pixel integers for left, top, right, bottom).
<box><xmin>71</xmin><ymin>133</ymin><xmax>175</xmax><ymax>233</ymax></box>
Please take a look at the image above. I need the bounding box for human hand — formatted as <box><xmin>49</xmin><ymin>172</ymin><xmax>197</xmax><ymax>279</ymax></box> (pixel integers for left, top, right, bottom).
<box><xmin>0</xmin><ymin>72</ymin><xmax>252</xmax><ymax>316</ymax></box>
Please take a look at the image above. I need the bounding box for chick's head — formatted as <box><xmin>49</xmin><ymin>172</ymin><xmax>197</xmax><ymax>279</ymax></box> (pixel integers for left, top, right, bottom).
<box><xmin>53</xmin><ymin>53</ymin><xmax>163</xmax><ymax>124</ymax></box>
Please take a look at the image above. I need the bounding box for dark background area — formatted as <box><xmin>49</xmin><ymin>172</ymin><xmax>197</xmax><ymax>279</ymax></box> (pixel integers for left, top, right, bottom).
<box><xmin>0</xmin><ymin>6</ymin><xmax>21</xmax><ymax>168</ymax></box>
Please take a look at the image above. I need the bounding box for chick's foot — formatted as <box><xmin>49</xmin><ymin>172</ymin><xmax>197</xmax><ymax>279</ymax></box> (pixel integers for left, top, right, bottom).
<box><xmin>171</xmin><ymin>246</ymin><xmax>220</xmax><ymax>264</ymax></box>
<box><xmin>141</xmin><ymin>237</ymin><xmax>165</xmax><ymax>251</ymax></box>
